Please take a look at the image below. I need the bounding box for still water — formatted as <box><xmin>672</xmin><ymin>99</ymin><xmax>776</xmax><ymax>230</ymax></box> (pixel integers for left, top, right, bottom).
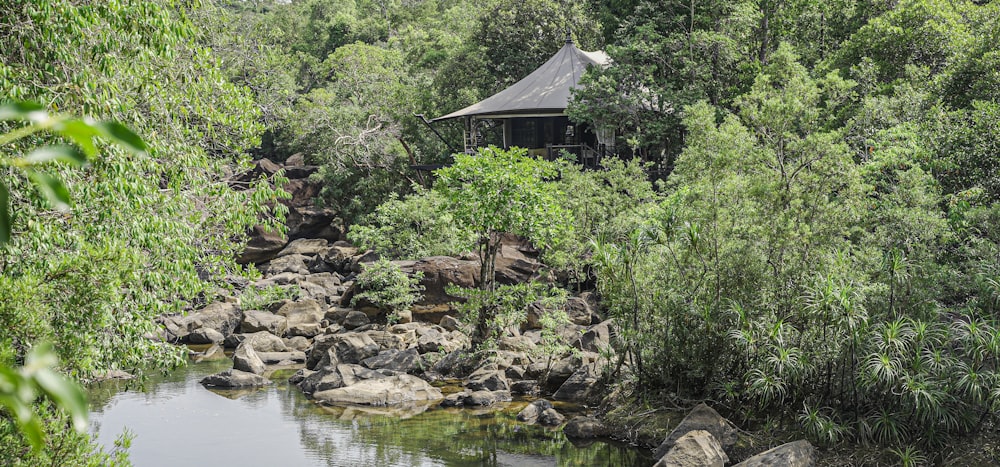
<box><xmin>88</xmin><ymin>358</ymin><xmax>651</xmax><ymax>466</ymax></box>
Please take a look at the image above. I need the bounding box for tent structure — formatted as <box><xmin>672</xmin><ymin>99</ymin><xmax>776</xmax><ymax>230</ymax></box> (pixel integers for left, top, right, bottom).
<box><xmin>431</xmin><ymin>36</ymin><xmax>612</xmax><ymax>165</ymax></box>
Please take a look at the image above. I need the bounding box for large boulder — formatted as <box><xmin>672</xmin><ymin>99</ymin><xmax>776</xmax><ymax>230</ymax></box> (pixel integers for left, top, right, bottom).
<box><xmin>187</xmin><ymin>328</ymin><xmax>225</xmax><ymax>345</ymax></box>
<box><xmin>362</xmin><ymin>349</ymin><xmax>421</xmax><ymax>373</ymax></box>
<box><xmin>237</xmin><ymin>224</ymin><xmax>287</xmax><ymax>264</ymax></box>
<box><xmin>516</xmin><ymin>399</ymin><xmax>553</xmax><ymax>424</ymax></box>
<box><xmin>563</xmin><ymin>416</ymin><xmax>609</xmax><ymax>439</ymax></box>
<box><xmin>733</xmin><ymin>440</ymin><xmax>815</xmax><ymax>467</ymax></box>
<box><xmin>277</xmin><ymin>238</ymin><xmax>329</xmax><ymax>258</ymax></box>
<box><xmin>552</xmin><ymin>363</ymin><xmax>603</xmax><ymax>403</ymax></box>
<box><xmin>200</xmin><ymin>369</ymin><xmax>269</xmax><ymax>388</ymax></box>
<box><xmin>233</xmin><ymin>339</ymin><xmax>266</xmax><ymax>375</ymax></box>
<box><xmin>409</xmin><ymin>256</ymin><xmax>479</xmax><ymax>307</ymax></box>
<box><xmin>241</xmin><ymin>310</ymin><xmax>288</xmax><ymax>336</ymax></box>
<box><xmin>260</xmin><ymin>254</ymin><xmax>311</xmax><ymax>276</ymax></box>
<box><xmin>575</xmin><ymin>320</ymin><xmax>613</xmax><ymax>353</ymax></box>
<box><xmin>459</xmin><ymin>389</ymin><xmax>511</xmax><ymax>406</ymax></box>
<box><xmin>654</xmin><ymin>403</ymin><xmax>739</xmax><ymax>459</ymax></box>
<box><xmin>494</xmin><ymin>242</ymin><xmax>542</xmax><ymax>285</ymax></box>
<box><xmin>538</xmin><ymin>408</ymin><xmax>566</xmax><ymax>426</ymax></box>
<box><xmin>308</xmin><ymin>333</ymin><xmax>381</xmax><ymax>369</ymax></box>
<box><xmin>299</xmin><ymin>363</ymin><xmax>385</xmax><ymax>395</ymax></box>
<box><xmin>654</xmin><ymin>430</ymin><xmax>728</xmax><ymax>467</ymax></box>
<box><xmin>277</xmin><ymin>299</ymin><xmax>325</xmax><ymax>337</ymax></box>
<box><xmin>177</xmin><ymin>302</ymin><xmax>243</xmax><ymax>341</ymax></box>
<box><xmin>286</xmin><ymin>205</ymin><xmax>341</xmax><ymax>241</ymax></box>
<box><xmin>243</xmin><ymin>331</ymin><xmax>289</xmax><ymax>352</ymax></box>
<box><xmin>312</xmin><ymin>374</ymin><xmax>443</xmax><ymax>406</ymax></box>
<box><xmin>466</xmin><ymin>368</ymin><xmax>510</xmax><ymax>392</ymax></box>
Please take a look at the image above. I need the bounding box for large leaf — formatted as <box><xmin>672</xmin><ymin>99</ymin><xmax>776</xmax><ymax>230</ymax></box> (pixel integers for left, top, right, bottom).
<box><xmin>22</xmin><ymin>145</ymin><xmax>88</xmax><ymax>167</ymax></box>
<box><xmin>0</xmin><ymin>182</ymin><xmax>9</xmax><ymax>245</ymax></box>
<box><xmin>25</xmin><ymin>171</ymin><xmax>71</xmax><ymax>211</ymax></box>
<box><xmin>33</xmin><ymin>368</ymin><xmax>89</xmax><ymax>432</ymax></box>
<box><xmin>52</xmin><ymin>119</ymin><xmax>102</xmax><ymax>157</ymax></box>
<box><xmin>0</xmin><ymin>101</ymin><xmax>44</xmax><ymax>121</ymax></box>
<box><xmin>95</xmin><ymin>121</ymin><xmax>147</xmax><ymax>153</ymax></box>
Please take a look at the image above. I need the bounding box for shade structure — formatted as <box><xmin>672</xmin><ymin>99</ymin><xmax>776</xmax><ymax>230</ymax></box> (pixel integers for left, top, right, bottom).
<box><xmin>432</xmin><ymin>39</ymin><xmax>610</xmax><ymax>121</ymax></box>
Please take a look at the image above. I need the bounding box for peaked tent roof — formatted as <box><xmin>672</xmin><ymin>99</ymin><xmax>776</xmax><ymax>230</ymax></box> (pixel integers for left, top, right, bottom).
<box><xmin>432</xmin><ymin>39</ymin><xmax>610</xmax><ymax>121</ymax></box>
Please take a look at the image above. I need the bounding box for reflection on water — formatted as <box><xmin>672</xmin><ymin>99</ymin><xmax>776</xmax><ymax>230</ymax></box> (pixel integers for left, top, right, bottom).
<box><xmin>89</xmin><ymin>360</ymin><xmax>651</xmax><ymax>466</ymax></box>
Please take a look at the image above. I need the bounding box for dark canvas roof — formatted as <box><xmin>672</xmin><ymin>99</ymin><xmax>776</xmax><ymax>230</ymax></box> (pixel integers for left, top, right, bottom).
<box><xmin>432</xmin><ymin>40</ymin><xmax>610</xmax><ymax>121</ymax></box>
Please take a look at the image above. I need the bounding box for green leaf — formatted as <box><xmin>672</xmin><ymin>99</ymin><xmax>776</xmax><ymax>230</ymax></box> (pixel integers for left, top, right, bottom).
<box><xmin>22</xmin><ymin>145</ymin><xmax>88</xmax><ymax>167</ymax></box>
<box><xmin>0</xmin><ymin>101</ymin><xmax>44</xmax><ymax>121</ymax></box>
<box><xmin>0</xmin><ymin>182</ymin><xmax>9</xmax><ymax>245</ymax></box>
<box><xmin>52</xmin><ymin>119</ymin><xmax>101</xmax><ymax>157</ymax></box>
<box><xmin>33</xmin><ymin>369</ymin><xmax>89</xmax><ymax>432</ymax></box>
<box><xmin>95</xmin><ymin>121</ymin><xmax>147</xmax><ymax>153</ymax></box>
<box><xmin>25</xmin><ymin>171</ymin><xmax>72</xmax><ymax>211</ymax></box>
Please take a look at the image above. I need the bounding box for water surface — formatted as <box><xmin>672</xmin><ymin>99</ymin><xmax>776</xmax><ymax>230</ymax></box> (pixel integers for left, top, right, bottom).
<box><xmin>89</xmin><ymin>358</ymin><xmax>650</xmax><ymax>466</ymax></box>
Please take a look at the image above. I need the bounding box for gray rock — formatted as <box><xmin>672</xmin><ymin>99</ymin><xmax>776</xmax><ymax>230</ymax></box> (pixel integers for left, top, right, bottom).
<box><xmin>460</xmin><ymin>390</ymin><xmax>511</xmax><ymax>406</ymax></box>
<box><xmin>277</xmin><ymin>238</ymin><xmax>329</xmax><ymax>258</ymax></box>
<box><xmin>733</xmin><ymin>440</ymin><xmax>815</xmax><ymax>467</ymax></box>
<box><xmin>257</xmin><ymin>351</ymin><xmax>306</xmax><ymax>364</ymax></box>
<box><xmin>277</xmin><ymin>299</ymin><xmax>325</xmax><ymax>337</ymax></box>
<box><xmin>654</xmin><ymin>430</ymin><xmax>728</xmax><ymax>467</ymax></box>
<box><xmin>177</xmin><ymin>302</ymin><xmax>242</xmax><ymax>341</ymax></box>
<box><xmin>244</xmin><ymin>331</ymin><xmax>288</xmax><ymax>352</ymax></box>
<box><xmin>538</xmin><ymin>408</ymin><xmax>566</xmax><ymax>426</ymax></box>
<box><xmin>362</xmin><ymin>348</ymin><xmax>420</xmax><ymax>373</ymax></box>
<box><xmin>564</xmin><ymin>297</ymin><xmax>595</xmax><ymax>325</ymax></box>
<box><xmin>237</xmin><ymin>224</ymin><xmax>286</xmax><ymax>264</ymax></box>
<box><xmin>233</xmin><ymin>339</ymin><xmax>266</xmax><ymax>375</ymax></box>
<box><xmin>241</xmin><ymin>310</ymin><xmax>289</xmax><ymax>336</ymax></box>
<box><xmin>364</xmin><ymin>330</ymin><xmax>408</xmax><ymax>351</ymax></box>
<box><xmin>516</xmin><ymin>399</ymin><xmax>553</xmax><ymax>424</ymax></box>
<box><xmin>288</xmin><ymin>368</ymin><xmax>315</xmax><ymax>385</ymax></box>
<box><xmin>312</xmin><ymin>374</ymin><xmax>443</xmax><ymax>406</ymax></box>
<box><xmin>553</xmin><ymin>364</ymin><xmax>603</xmax><ymax>403</ymax></box>
<box><xmin>654</xmin><ymin>403</ymin><xmax>739</xmax><ymax>459</ymax></box>
<box><xmin>283</xmin><ymin>335</ymin><xmax>311</xmax><ymax>351</ymax></box>
<box><xmin>261</xmin><ymin>253</ymin><xmax>310</xmax><ymax>275</ymax></box>
<box><xmin>510</xmin><ymin>380</ymin><xmax>540</xmax><ymax>396</ymax></box>
<box><xmin>563</xmin><ymin>416</ymin><xmax>608</xmax><ymax>438</ymax></box>
<box><xmin>439</xmin><ymin>315</ymin><xmax>462</xmax><ymax>331</ymax></box>
<box><xmin>187</xmin><ymin>328</ymin><xmax>225</xmax><ymax>344</ymax></box>
<box><xmin>576</xmin><ymin>320</ymin><xmax>613</xmax><ymax>353</ymax></box>
<box><xmin>343</xmin><ymin>310</ymin><xmax>370</xmax><ymax>330</ymax></box>
<box><xmin>466</xmin><ymin>369</ymin><xmax>510</xmax><ymax>392</ymax></box>
<box><xmin>200</xmin><ymin>369</ymin><xmax>269</xmax><ymax>388</ymax></box>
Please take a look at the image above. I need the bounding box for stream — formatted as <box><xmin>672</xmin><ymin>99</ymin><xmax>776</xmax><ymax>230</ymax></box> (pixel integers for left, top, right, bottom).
<box><xmin>87</xmin><ymin>357</ymin><xmax>652</xmax><ymax>466</ymax></box>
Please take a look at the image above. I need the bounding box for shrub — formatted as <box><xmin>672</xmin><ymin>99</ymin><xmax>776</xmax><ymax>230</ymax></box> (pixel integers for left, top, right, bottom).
<box><xmin>351</xmin><ymin>259</ymin><xmax>424</xmax><ymax>320</ymax></box>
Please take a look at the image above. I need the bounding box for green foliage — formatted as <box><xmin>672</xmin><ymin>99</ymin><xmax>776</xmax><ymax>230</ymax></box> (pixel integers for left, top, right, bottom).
<box><xmin>351</xmin><ymin>259</ymin><xmax>424</xmax><ymax>318</ymax></box>
<box><xmin>347</xmin><ymin>186</ymin><xmax>474</xmax><ymax>259</ymax></box>
<box><xmin>448</xmin><ymin>282</ymin><xmax>566</xmax><ymax>349</ymax></box>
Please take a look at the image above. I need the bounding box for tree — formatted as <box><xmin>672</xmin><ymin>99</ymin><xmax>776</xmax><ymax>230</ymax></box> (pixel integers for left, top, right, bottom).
<box><xmin>434</xmin><ymin>146</ymin><xmax>571</xmax><ymax>342</ymax></box>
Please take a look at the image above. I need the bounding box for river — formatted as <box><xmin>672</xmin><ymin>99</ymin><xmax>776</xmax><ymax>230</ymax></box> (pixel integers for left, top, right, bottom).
<box><xmin>87</xmin><ymin>357</ymin><xmax>651</xmax><ymax>466</ymax></box>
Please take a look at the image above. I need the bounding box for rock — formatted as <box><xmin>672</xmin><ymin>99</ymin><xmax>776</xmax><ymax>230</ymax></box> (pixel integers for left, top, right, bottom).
<box><xmin>733</xmin><ymin>440</ymin><xmax>815</xmax><ymax>467</ymax></box>
<box><xmin>429</xmin><ymin>350</ymin><xmax>479</xmax><ymax>378</ymax></box>
<box><xmin>499</xmin><ymin>335</ymin><xmax>535</xmax><ymax>352</ymax></box>
<box><xmin>233</xmin><ymin>339</ymin><xmax>266</xmax><ymax>375</ymax></box>
<box><xmin>440</xmin><ymin>392</ymin><xmax>465</xmax><ymax>407</ymax></box>
<box><xmin>494</xmin><ymin>241</ymin><xmax>543</xmax><ymax>285</ymax></box>
<box><xmin>257</xmin><ymin>351</ymin><xmax>306</xmax><ymax>364</ymax></box>
<box><xmin>190</xmin><ymin>343</ymin><xmax>227</xmax><ymax>363</ymax></box>
<box><xmin>417</xmin><ymin>328</ymin><xmax>466</xmax><ymax>354</ymax></box>
<box><xmin>178</xmin><ymin>302</ymin><xmax>243</xmax><ymax>341</ymax></box>
<box><xmin>238</xmin><ymin>224</ymin><xmax>287</xmax><ymax>264</ymax></box>
<box><xmin>409</xmin><ymin>256</ymin><xmax>479</xmax><ymax>307</ymax></box>
<box><xmin>187</xmin><ymin>328</ymin><xmax>225</xmax><ymax>344</ymax></box>
<box><xmin>510</xmin><ymin>380</ymin><xmax>540</xmax><ymax>396</ymax></box>
<box><xmin>654</xmin><ymin>403</ymin><xmax>739</xmax><ymax>459</ymax></box>
<box><xmin>466</xmin><ymin>369</ymin><xmax>509</xmax><ymax>392</ymax></box>
<box><xmin>312</xmin><ymin>374</ymin><xmax>443</xmax><ymax>406</ymax></box>
<box><xmin>241</xmin><ymin>310</ymin><xmax>288</xmax><ymax>336</ymax></box>
<box><xmin>277</xmin><ymin>299</ymin><xmax>325</xmax><ymax>337</ymax></box>
<box><xmin>298</xmin><ymin>364</ymin><xmax>385</xmax><ymax>395</ymax></box>
<box><xmin>240</xmin><ymin>331</ymin><xmax>288</xmax><ymax>353</ymax></box>
<box><xmin>654</xmin><ymin>430</ymin><xmax>728</xmax><ymax>467</ymax></box>
<box><xmin>343</xmin><ymin>310</ymin><xmax>370</xmax><ymax>330</ymax></box>
<box><xmin>576</xmin><ymin>320</ymin><xmax>613</xmax><ymax>353</ymax></box>
<box><xmin>311</xmin><ymin>333</ymin><xmax>381</xmax><ymax>368</ymax></box>
<box><xmin>284</xmin><ymin>336</ymin><xmax>311</xmax><ymax>351</ymax></box>
<box><xmin>395</xmin><ymin>309</ymin><xmax>413</xmax><ymax>324</ymax></box>
<box><xmin>288</xmin><ymin>368</ymin><xmax>315</xmax><ymax>385</ymax></box>
<box><xmin>260</xmin><ymin>253</ymin><xmax>311</xmax><ymax>276</ymax></box>
<box><xmin>553</xmin><ymin>364</ymin><xmax>603</xmax><ymax>403</ymax></box>
<box><xmin>564</xmin><ymin>416</ymin><xmax>609</xmax><ymax>438</ymax></box>
<box><xmin>516</xmin><ymin>399</ymin><xmax>553</xmax><ymax>424</ymax></box>
<box><xmin>540</xmin><ymin>357</ymin><xmax>579</xmax><ymax>391</ymax></box>
<box><xmin>200</xmin><ymin>369</ymin><xmax>269</xmax><ymax>388</ymax></box>
<box><xmin>364</xmin><ymin>330</ymin><xmax>408</xmax><ymax>351</ymax></box>
<box><xmin>564</xmin><ymin>297</ymin><xmax>596</xmax><ymax>325</ymax></box>
<box><xmin>362</xmin><ymin>348</ymin><xmax>421</xmax><ymax>373</ymax></box>
<box><xmin>277</xmin><ymin>238</ymin><xmax>329</xmax><ymax>258</ymax></box>
<box><xmin>285</xmin><ymin>153</ymin><xmax>305</xmax><ymax>166</ymax></box>
<box><xmin>286</xmin><ymin>206</ymin><xmax>340</xmax><ymax>241</ymax></box>
<box><xmin>439</xmin><ymin>315</ymin><xmax>462</xmax><ymax>331</ymax></box>
<box><xmin>538</xmin><ymin>408</ymin><xmax>566</xmax><ymax>426</ymax></box>
<box><xmin>460</xmin><ymin>390</ymin><xmax>511</xmax><ymax>406</ymax></box>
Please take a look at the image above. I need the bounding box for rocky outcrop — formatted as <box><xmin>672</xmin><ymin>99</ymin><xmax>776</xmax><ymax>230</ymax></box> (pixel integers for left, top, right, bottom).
<box><xmin>654</xmin><ymin>430</ymin><xmax>728</xmax><ymax>467</ymax></box>
<box><xmin>733</xmin><ymin>440</ymin><xmax>815</xmax><ymax>467</ymax></box>
<box><xmin>167</xmin><ymin>302</ymin><xmax>243</xmax><ymax>343</ymax></box>
<box><xmin>200</xmin><ymin>369</ymin><xmax>270</xmax><ymax>388</ymax></box>
<box><xmin>312</xmin><ymin>374</ymin><xmax>443</xmax><ymax>406</ymax></box>
<box><xmin>552</xmin><ymin>363</ymin><xmax>603</xmax><ymax>403</ymax></box>
<box><xmin>516</xmin><ymin>399</ymin><xmax>553</xmax><ymax>424</ymax></box>
<box><xmin>563</xmin><ymin>416</ymin><xmax>608</xmax><ymax>438</ymax></box>
<box><xmin>654</xmin><ymin>403</ymin><xmax>739</xmax><ymax>459</ymax></box>
<box><xmin>233</xmin><ymin>339</ymin><xmax>266</xmax><ymax>375</ymax></box>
